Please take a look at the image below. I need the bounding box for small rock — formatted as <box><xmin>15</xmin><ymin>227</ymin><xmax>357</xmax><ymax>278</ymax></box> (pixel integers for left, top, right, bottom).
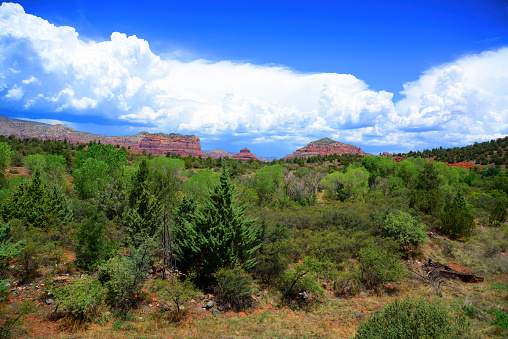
<box><xmin>298</xmin><ymin>291</ymin><xmax>308</xmax><ymax>299</ymax></box>
<box><xmin>45</xmin><ymin>299</ymin><xmax>54</xmax><ymax>305</ymax></box>
<box><xmin>198</xmin><ymin>295</ymin><xmax>205</xmax><ymax>300</ymax></box>
<box><xmin>144</xmin><ymin>310</ymin><xmax>149</xmax><ymax>314</ymax></box>
<box><xmin>211</xmin><ymin>308</ymin><xmax>220</xmax><ymax>315</ymax></box>
<box><xmin>359</xmin><ymin>292</ymin><xmax>368</xmax><ymax>298</ymax></box>
<box><xmin>206</xmin><ymin>301</ymin><xmax>214</xmax><ymax>309</ymax></box>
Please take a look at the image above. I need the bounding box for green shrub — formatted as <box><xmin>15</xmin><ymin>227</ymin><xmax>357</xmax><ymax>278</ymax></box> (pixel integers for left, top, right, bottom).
<box><xmin>0</xmin><ymin>300</ymin><xmax>32</xmax><ymax>338</ymax></box>
<box><xmin>253</xmin><ymin>222</ymin><xmax>291</xmax><ymax>285</ymax></box>
<box><xmin>489</xmin><ymin>200</ymin><xmax>507</xmax><ymax>227</ymax></box>
<box><xmin>277</xmin><ymin>257</ymin><xmax>328</xmax><ymax>309</ymax></box>
<box><xmin>381</xmin><ymin>211</ymin><xmax>426</xmax><ymax>247</ymax></box>
<box><xmin>73</xmin><ymin>210</ymin><xmax>116</xmax><ymax>270</ymax></box>
<box><xmin>214</xmin><ymin>267</ymin><xmax>256</xmax><ymax>312</ymax></box>
<box><xmin>10</xmin><ymin>221</ymin><xmax>61</xmax><ymax>279</ymax></box>
<box><xmin>440</xmin><ymin>191</ymin><xmax>476</xmax><ymax>239</ymax></box>
<box><xmin>355</xmin><ymin>296</ymin><xmax>470</xmax><ymax>339</ymax></box>
<box><xmin>357</xmin><ymin>244</ymin><xmax>405</xmax><ymax>289</ymax></box>
<box><xmin>99</xmin><ymin>243</ymin><xmax>151</xmax><ymax>309</ymax></box>
<box><xmin>493</xmin><ymin>310</ymin><xmax>508</xmax><ymax>330</ymax></box>
<box><xmin>0</xmin><ymin>220</ymin><xmax>24</xmax><ymax>280</ymax></box>
<box><xmin>55</xmin><ymin>276</ymin><xmax>105</xmax><ymax>322</ymax></box>
<box><xmin>151</xmin><ymin>277</ymin><xmax>198</xmax><ymax>322</ymax></box>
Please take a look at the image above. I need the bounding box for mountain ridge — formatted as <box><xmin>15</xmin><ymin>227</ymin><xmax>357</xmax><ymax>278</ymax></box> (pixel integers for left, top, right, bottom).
<box><xmin>0</xmin><ymin>115</ymin><xmax>204</xmax><ymax>157</ymax></box>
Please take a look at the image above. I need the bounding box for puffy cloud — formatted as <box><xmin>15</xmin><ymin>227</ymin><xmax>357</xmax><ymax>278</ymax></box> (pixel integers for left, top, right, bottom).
<box><xmin>0</xmin><ymin>3</ymin><xmax>507</xmax><ymax>156</ymax></box>
<box><xmin>0</xmin><ymin>3</ymin><xmax>396</xmax><ymax>154</ymax></box>
<box><xmin>393</xmin><ymin>48</ymin><xmax>508</xmax><ymax>150</ymax></box>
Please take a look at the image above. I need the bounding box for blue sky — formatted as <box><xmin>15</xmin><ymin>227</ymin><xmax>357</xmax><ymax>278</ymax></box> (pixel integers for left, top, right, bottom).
<box><xmin>1</xmin><ymin>1</ymin><xmax>508</xmax><ymax>157</ymax></box>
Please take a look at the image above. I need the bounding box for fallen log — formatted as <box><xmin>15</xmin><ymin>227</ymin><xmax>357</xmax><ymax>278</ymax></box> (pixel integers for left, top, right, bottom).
<box><xmin>423</xmin><ymin>258</ymin><xmax>484</xmax><ymax>283</ymax></box>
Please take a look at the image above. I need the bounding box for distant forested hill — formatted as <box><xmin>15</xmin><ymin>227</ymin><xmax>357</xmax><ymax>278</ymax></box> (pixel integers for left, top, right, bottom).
<box><xmin>400</xmin><ymin>136</ymin><xmax>508</xmax><ymax>166</ymax></box>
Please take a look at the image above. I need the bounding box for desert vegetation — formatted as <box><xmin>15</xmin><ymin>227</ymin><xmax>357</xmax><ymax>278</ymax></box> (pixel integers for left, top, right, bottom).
<box><xmin>0</xmin><ymin>135</ymin><xmax>507</xmax><ymax>338</ymax></box>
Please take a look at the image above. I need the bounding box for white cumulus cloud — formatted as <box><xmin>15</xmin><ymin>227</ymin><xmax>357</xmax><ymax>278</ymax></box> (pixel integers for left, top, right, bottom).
<box><xmin>393</xmin><ymin>48</ymin><xmax>508</xmax><ymax>150</ymax></box>
<box><xmin>0</xmin><ymin>2</ymin><xmax>396</xmax><ymax>151</ymax></box>
<box><xmin>0</xmin><ymin>2</ymin><xmax>507</xmax><ymax>156</ymax></box>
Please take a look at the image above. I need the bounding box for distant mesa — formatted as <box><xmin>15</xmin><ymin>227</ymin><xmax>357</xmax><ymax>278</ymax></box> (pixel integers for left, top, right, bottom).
<box><xmin>206</xmin><ymin>148</ymin><xmax>234</xmax><ymax>159</ymax></box>
<box><xmin>0</xmin><ymin>115</ymin><xmax>204</xmax><ymax>157</ymax></box>
<box><xmin>138</xmin><ymin>135</ymin><xmax>205</xmax><ymax>157</ymax></box>
<box><xmin>232</xmin><ymin>147</ymin><xmax>258</xmax><ymax>161</ymax></box>
<box><xmin>284</xmin><ymin>137</ymin><xmax>367</xmax><ymax>159</ymax></box>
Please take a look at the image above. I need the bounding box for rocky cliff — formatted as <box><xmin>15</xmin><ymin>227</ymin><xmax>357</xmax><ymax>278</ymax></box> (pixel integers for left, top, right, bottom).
<box><xmin>284</xmin><ymin>137</ymin><xmax>367</xmax><ymax>159</ymax></box>
<box><xmin>0</xmin><ymin>115</ymin><xmax>205</xmax><ymax>157</ymax></box>
<box><xmin>232</xmin><ymin>148</ymin><xmax>258</xmax><ymax>161</ymax></box>
<box><xmin>138</xmin><ymin>135</ymin><xmax>205</xmax><ymax>157</ymax></box>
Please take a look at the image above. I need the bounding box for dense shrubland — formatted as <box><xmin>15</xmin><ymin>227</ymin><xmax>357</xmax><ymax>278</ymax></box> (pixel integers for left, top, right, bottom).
<box><xmin>0</xmin><ymin>135</ymin><xmax>507</xmax><ymax>337</ymax></box>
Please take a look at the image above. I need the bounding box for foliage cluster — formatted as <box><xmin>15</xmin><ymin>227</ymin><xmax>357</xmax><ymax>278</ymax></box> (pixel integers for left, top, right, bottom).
<box><xmin>355</xmin><ymin>296</ymin><xmax>470</xmax><ymax>339</ymax></box>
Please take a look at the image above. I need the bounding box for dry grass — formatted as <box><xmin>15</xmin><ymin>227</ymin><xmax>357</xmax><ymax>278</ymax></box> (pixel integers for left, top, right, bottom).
<box><xmin>7</xmin><ymin>224</ymin><xmax>508</xmax><ymax>338</ymax></box>
<box><xmin>10</xmin><ymin>274</ymin><xmax>508</xmax><ymax>338</ymax></box>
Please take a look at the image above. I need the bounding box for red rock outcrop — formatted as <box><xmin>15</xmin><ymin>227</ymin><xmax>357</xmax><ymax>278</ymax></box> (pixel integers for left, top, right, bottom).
<box><xmin>446</xmin><ymin>162</ymin><xmax>480</xmax><ymax>169</ymax></box>
<box><xmin>232</xmin><ymin>148</ymin><xmax>258</xmax><ymax>161</ymax></box>
<box><xmin>138</xmin><ymin>135</ymin><xmax>205</xmax><ymax>157</ymax></box>
<box><xmin>284</xmin><ymin>137</ymin><xmax>367</xmax><ymax>159</ymax></box>
<box><xmin>206</xmin><ymin>148</ymin><xmax>234</xmax><ymax>159</ymax></box>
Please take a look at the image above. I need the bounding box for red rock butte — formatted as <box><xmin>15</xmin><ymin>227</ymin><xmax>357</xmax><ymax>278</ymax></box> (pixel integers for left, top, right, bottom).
<box><xmin>206</xmin><ymin>148</ymin><xmax>233</xmax><ymax>159</ymax></box>
<box><xmin>232</xmin><ymin>148</ymin><xmax>258</xmax><ymax>161</ymax></box>
<box><xmin>138</xmin><ymin>135</ymin><xmax>205</xmax><ymax>157</ymax></box>
<box><xmin>284</xmin><ymin>137</ymin><xmax>367</xmax><ymax>159</ymax></box>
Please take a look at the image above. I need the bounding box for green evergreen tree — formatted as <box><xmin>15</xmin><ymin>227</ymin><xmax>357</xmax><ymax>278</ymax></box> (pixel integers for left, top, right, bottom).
<box><xmin>129</xmin><ymin>159</ymin><xmax>149</xmax><ymax>208</ymax></box>
<box><xmin>440</xmin><ymin>190</ymin><xmax>475</xmax><ymax>239</ymax></box>
<box><xmin>3</xmin><ymin>171</ymin><xmax>71</xmax><ymax>228</ymax></box>
<box><xmin>489</xmin><ymin>200</ymin><xmax>507</xmax><ymax>227</ymax></box>
<box><xmin>5</xmin><ymin>171</ymin><xmax>47</xmax><ymax>227</ymax></box>
<box><xmin>173</xmin><ymin>166</ymin><xmax>261</xmax><ymax>277</ymax></box>
<box><xmin>409</xmin><ymin>163</ymin><xmax>444</xmax><ymax>216</ymax></box>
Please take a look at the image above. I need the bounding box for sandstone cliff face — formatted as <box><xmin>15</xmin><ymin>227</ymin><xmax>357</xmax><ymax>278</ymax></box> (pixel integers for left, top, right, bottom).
<box><xmin>232</xmin><ymin>148</ymin><xmax>258</xmax><ymax>161</ymax></box>
<box><xmin>138</xmin><ymin>136</ymin><xmax>205</xmax><ymax>157</ymax></box>
<box><xmin>284</xmin><ymin>138</ymin><xmax>367</xmax><ymax>159</ymax></box>
<box><xmin>0</xmin><ymin>115</ymin><xmax>205</xmax><ymax>157</ymax></box>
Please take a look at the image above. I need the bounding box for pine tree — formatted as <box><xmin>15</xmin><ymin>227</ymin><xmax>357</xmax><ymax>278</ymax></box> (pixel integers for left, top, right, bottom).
<box><xmin>440</xmin><ymin>190</ymin><xmax>475</xmax><ymax>239</ymax></box>
<box><xmin>173</xmin><ymin>166</ymin><xmax>261</xmax><ymax>277</ymax></box>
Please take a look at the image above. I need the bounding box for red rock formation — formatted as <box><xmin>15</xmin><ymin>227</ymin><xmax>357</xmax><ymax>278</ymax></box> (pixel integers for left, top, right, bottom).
<box><xmin>284</xmin><ymin>137</ymin><xmax>367</xmax><ymax>159</ymax></box>
<box><xmin>0</xmin><ymin>115</ymin><xmax>205</xmax><ymax>157</ymax></box>
<box><xmin>206</xmin><ymin>148</ymin><xmax>234</xmax><ymax>159</ymax></box>
<box><xmin>446</xmin><ymin>162</ymin><xmax>480</xmax><ymax>169</ymax></box>
<box><xmin>138</xmin><ymin>136</ymin><xmax>205</xmax><ymax>157</ymax></box>
<box><xmin>232</xmin><ymin>148</ymin><xmax>258</xmax><ymax>161</ymax></box>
